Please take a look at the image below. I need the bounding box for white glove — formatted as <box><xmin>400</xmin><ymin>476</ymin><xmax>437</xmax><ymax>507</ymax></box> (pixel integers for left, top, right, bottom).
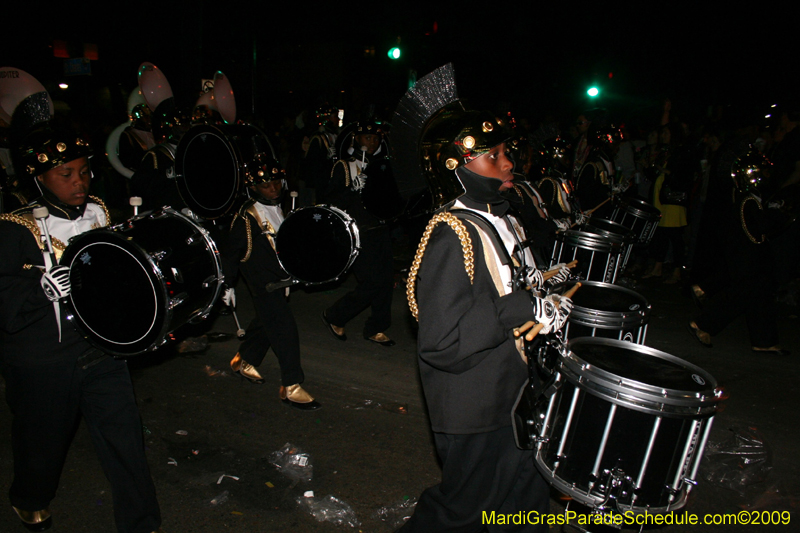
<box><xmin>525</xmin><ymin>267</ymin><xmax>545</xmax><ymax>290</ymax></box>
<box><xmin>546</xmin><ymin>294</ymin><xmax>573</xmax><ymax>331</ymax></box>
<box><xmin>351</xmin><ymin>173</ymin><xmax>368</xmax><ymax>192</ymax></box>
<box><xmin>553</xmin><ymin>218</ymin><xmax>570</xmax><ymax>232</ymax></box>
<box><xmin>41</xmin><ymin>265</ymin><xmax>71</xmax><ymax>301</ymax></box>
<box><xmin>573</xmin><ymin>211</ymin><xmax>589</xmax><ymax>226</ymax></box>
<box><xmin>531</xmin><ymin>296</ymin><xmax>558</xmax><ymax>335</ymax></box>
<box><xmin>546</xmin><ymin>264</ymin><xmax>571</xmax><ymax>286</ymax></box>
<box><xmin>222</xmin><ymin>287</ymin><xmax>236</xmax><ymax>308</ymax></box>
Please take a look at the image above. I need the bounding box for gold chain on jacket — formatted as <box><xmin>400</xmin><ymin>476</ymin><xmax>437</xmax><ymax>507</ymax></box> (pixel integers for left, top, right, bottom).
<box><xmin>232</xmin><ymin>206</ymin><xmax>278</xmax><ymax>263</ymax></box>
<box><xmin>406</xmin><ymin>212</ymin><xmax>474</xmax><ymax>321</ymax></box>
<box><xmin>740</xmin><ymin>194</ymin><xmax>765</xmax><ymax>244</ymax></box>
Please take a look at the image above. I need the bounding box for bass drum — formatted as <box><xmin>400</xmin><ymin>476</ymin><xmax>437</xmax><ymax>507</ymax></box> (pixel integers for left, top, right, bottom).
<box><xmin>526</xmin><ymin>338</ymin><xmax>722</xmax><ymax>514</ymax></box>
<box><xmin>61</xmin><ymin>207</ymin><xmax>223</xmax><ymax>356</ymax></box>
<box><xmin>275</xmin><ymin>205</ymin><xmax>360</xmax><ymax>285</ymax></box>
<box><xmin>175</xmin><ymin>123</ymin><xmax>274</xmax><ymax>219</ymax></box>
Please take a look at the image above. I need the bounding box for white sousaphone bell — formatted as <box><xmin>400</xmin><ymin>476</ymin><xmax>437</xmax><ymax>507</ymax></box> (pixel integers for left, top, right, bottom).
<box><xmin>193</xmin><ymin>71</ymin><xmax>237</xmax><ymax>125</ymax></box>
<box><xmin>0</xmin><ymin>66</ymin><xmax>54</xmax><ymax>132</ymax></box>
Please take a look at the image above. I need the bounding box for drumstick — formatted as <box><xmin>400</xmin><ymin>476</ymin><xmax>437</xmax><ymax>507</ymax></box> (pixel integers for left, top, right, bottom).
<box><xmin>542</xmin><ymin>260</ymin><xmax>578</xmax><ymax>281</ymax></box>
<box><xmin>231</xmin><ymin>305</ymin><xmax>246</xmax><ymax>339</ymax></box>
<box><xmin>569</xmin><ymin>198</ymin><xmax>613</xmax><ymax>228</ymax></box>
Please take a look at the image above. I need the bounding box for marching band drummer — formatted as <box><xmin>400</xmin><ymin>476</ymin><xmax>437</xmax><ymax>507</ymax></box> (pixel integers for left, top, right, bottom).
<box><xmin>0</xmin><ymin>126</ymin><xmax>163</xmax><ymax>532</ymax></box>
<box><xmin>221</xmin><ymin>155</ymin><xmax>321</xmax><ymax>410</ymax></box>
<box><xmin>322</xmin><ymin>119</ymin><xmax>399</xmax><ymax>347</ymax></box>
<box><xmin>397</xmin><ymin>66</ymin><xmax>572</xmax><ymax>532</ymax></box>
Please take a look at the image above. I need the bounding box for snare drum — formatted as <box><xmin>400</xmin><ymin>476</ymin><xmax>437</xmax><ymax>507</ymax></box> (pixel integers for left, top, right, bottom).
<box><xmin>61</xmin><ymin>207</ymin><xmax>224</xmax><ymax>356</ymax></box>
<box><xmin>563</xmin><ymin>281</ymin><xmax>650</xmax><ymax>344</ymax></box>
<box><xmin>275</xmin><ymin>205</ymin><xmax>360</xmax><ymax>285</ymax></box>
<box><xmin>581</xmin><ymin>218</ymin><xmax>635</xmax><ymax>270</ymax></box>
<box><xmin>550</xmin><ymin>230</ymin><xmax>623</xmax><ymax>283</ymax></box>
<box><xmin>532</xmin><ymin>338</ymin><xmax>721</xmax><ymax>514</ymax></box>
<box><xmin>609</xmin><ymin>197</ymin><xmax>661</xmax><ymax>245</ymax></box>
<box><xmin>175</xmin><ymin>123</ymin><xmax>274</xmax><ymax>219</ymax></box>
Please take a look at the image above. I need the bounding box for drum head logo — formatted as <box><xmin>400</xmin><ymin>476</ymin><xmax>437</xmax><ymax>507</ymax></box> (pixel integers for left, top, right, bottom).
<box><xmin>313</xmin><ymin>213</ymin><xmax>322</xmax><ymax>221</ymax></box>
<box><xmin>79</xmin><ymin>251</ymin><xmax>92</xmax><ymax>265</ymax></box>
<box><xmin>629</xmin><ymin>304</ymin><xmax>640</xmax><ymax>311</ymax></box>
<box><xmin>692</xmin><ymin>374</ymin><xmax>706</xmax><ymax>386</ymax></box>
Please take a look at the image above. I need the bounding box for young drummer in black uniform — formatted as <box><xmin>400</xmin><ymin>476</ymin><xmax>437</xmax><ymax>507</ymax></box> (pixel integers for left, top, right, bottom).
<box><xmin>222</xmin><ymin>156</ymin><xmax>321</xmax><ymax>410</ymax></box>
<box><xmin>322</xmin><ymin>120</ymin><xmax>397</xmax><ymax>347</ymax></box>
<box><xmin>0</xmin><ymin>126</ymin><xmax>163</xmax><ymax>532</ymax></box>
<box><xmin>397</xmin><ymin>65</ymin><xmax>572</xmax><ymax>532</ymax></box>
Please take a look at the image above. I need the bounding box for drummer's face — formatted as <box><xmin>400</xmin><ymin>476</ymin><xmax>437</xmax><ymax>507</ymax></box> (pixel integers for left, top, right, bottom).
<box><xmin>355</xmin><ymin>134</ymin><xmax>381</xmax><ymax>155</ymax></box>
<box><xmin>464</xmin><ymin>143</ymin><xmax>514</xmax><ymax>190</ymax></box>
<box><xmin>38</xmin><ymin>157</ymin><xmax>91</xmax><ymax>206</ymax></box>
<box><xmin>252</xmin><ymin>180</ymin><xmax>282</xmax><ymax>200</ymax></box>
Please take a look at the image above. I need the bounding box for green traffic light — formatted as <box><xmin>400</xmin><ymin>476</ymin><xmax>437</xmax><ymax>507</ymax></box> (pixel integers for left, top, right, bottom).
<box><xmin>587</xmin><ymin>87</ymin><xmax>599</xmax><ymax>97</ymax></box>
<box><xmin>388</xmin><ymin>47</ymin><xmax>401</xmax><ymax>60</ymax></box>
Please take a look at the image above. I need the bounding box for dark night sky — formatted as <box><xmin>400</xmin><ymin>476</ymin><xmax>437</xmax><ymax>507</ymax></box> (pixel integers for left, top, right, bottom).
<box><xmin>3</xmin><ymin>3</ymin><xmax>796</xmax><ymax>130</ymax></box>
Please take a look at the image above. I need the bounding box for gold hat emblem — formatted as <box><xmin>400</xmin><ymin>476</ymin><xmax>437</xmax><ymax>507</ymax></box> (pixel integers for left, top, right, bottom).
<box><xmin>27</xmin><ymin>165</ymin><xmax>36</xmax><ymax>174</ymax></box>
<box><xmin>445</xmin><ymin>158</ymin><xmax>458</xmax><ymax>170</ymax></box>
<box><xmin>463</xmin><ymin>136</ymin><xmax>476</xmax><ymax>150</ymax></box>
<box><xmin>57</xmin><ymin>142</ymin><xmax>67</xmax><ymax>152</ymax></box>
<box><xmin>38</xmin><ymin>153</ymin><xmax>48</xmax><ymax>163</ymax></box>
<box><xmin>482</xmin><ymin>122</ymin><xmax>494</xmax><ymax>133</ymax></box>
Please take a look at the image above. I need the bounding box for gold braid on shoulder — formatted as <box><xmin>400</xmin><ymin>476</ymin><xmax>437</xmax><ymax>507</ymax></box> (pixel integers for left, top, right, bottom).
<box><xmin>230</xmin><ymin>213</ymin><xmax>254</xmax><ymax>262</ymax></box>
<box><xmin>89</xmin><ymin>195</ymin><xmax>111</xmax><ymax>227</ymax></box>
<box><xmin>740</xmin><ymin>194</ymin><xmax>765</xmax><ymax>244</ymax></box>
<box><xmin>406</xmin><ymin>212</ymin><xmax>474</xmax><ymax>321</ymax></box>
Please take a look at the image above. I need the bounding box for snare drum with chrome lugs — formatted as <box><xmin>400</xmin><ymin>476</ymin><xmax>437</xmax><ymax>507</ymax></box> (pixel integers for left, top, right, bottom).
<box><xmin>550</xmin><ymin>230</ymin><xmax>624</xmax><ymax>284</ymax></box>
<box><xmin>609</xmin><ymin>197</ymin><xmax>662</xmax><ymax>245</ymax></box>
<box><xmin>530</xmin><ymin>337</ymin><xmax>723</xmax><ymax>515</ymax></box>
<box><xmin>561</xmin><ymin>281</ymin><xmax>651</xmax><ymax>344</ymax></box>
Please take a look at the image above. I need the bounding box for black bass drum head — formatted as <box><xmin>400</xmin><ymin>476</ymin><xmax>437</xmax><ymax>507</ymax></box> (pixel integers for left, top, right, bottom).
<box><xmin>275</xmin><ymin>206</ymin><xmax>358</xmax><ymax>284</ymax></box>
<box><xmin>62</xmin><ymin>230</ymin><xmax>167</xmax><ymax>355</ymax></box>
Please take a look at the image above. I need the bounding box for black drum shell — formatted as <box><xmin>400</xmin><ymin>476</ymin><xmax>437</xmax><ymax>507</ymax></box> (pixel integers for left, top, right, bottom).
<box><xmin>609</xmin><ymin>197</ymin><xmax>661</xmax><ymax>245</ymax></box>
<box><xmin>60</xmin><ymin>209</ymin><xmax>222</xmax><ymax>356</ymax></box>
<box><xmin>533</xmin><ymin>338</ymin><xmax>721</xmax><ymax>514</ymax></box>
<box><xmin>563</xmin><ymin>281</ymin><xmax>650</xmax><ymax>344</ymax></box>
<box><xmin>550</xmin><ymin>230</ymin><xmax>623</xmax><ymax>283</ymax></box>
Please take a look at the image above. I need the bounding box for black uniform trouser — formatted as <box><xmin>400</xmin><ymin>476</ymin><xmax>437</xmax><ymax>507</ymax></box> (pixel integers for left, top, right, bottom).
<box><xmin>326</xmin><ymin>227</ymin><xmax>393</xmax><ymax>338</ymax></box>
<box><xmin>240</xmin><ymin>286</ymin><xmax>303</xmax><ymax>386</ymax></box>
<box><xmin>399</xmin><ymin>426</ymin><xmax>549</xmax><ymax>533</ymax></box>
<box><xmin>2</xmin><ymin>355</ymin><xmax>161</xmax><ymax>533</ymax></box>
<box><xmin>695</xmin><ymin>237</ymin><xmax>778</xmax><ymax>348</ymax></box>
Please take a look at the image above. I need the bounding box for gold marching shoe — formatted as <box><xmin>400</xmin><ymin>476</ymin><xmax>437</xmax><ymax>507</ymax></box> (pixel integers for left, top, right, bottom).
<box><xmin>12</xmin><ymin>506</ymin><xmax>52</xmax><ymax>532</ymax></box>
<box><xmin>365</xmin><ymin>332</ymin><xmax>396</xmax><ymax>347</ymax></box>
<box><xmin>230</xmin><ymin>353</ymin><xmax>265</xmax><ymax>384</ymax></box>
<box><xmin>279</xmin><ymin>384</ymin><xmax>322</xmax><ymax>411</ymax></box>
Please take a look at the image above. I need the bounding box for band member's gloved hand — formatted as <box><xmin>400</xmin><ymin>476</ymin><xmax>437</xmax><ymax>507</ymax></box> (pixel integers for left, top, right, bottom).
<box><xmin>351</xmin><ymin>173</ymin><xmax>368</xmax><ymax>192</ymax></box>
<box><xmin>531</xmin><ymin>296</ymin><xmax>558</xmax><ymax>334</ymax></box>
<box><xmin>546</xmin><ymin>264</ymin><xmax>571</xmax><ymax>286</ymax></box>
<box><xmin>546</xmin><ymin>294</ymin><xmax>572</xmax><ymax>331</ymax></box>
<box><xmin>525</xmin><ymin>267</ymin><xmax>544</xmax><ymax>290</ymax></box>
<box><xmin>41</xmin><ymin>265</ymin><xmax>71</xmax><ymax>301</ymax></box>
<box><xmin>222</xmin><ymin>287</ymin><xmax>236</xmax><ymax>307</ymax></box>
<box><xmin>553</xmin><ymin>218</ymin><xmax>570</xmax><ymax>232</ymax></box>
<box><xmin>573</xmin><ymin>211</ymin><xmax>589</xmax><ymax>226</ymax></box>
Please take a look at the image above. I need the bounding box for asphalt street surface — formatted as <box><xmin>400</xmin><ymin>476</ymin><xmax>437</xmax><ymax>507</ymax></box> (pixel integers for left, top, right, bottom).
<box><xmin>1</xmin><ymin>249</ymin><xmax>799</xmax><ymax>532</ymax></box>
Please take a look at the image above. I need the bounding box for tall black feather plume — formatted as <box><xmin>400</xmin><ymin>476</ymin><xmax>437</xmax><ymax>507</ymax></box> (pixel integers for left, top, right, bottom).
<box><xmin>391</xmin><ymin>64</ymin><xmax>460</xmax><ymax>201</ymax></box>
